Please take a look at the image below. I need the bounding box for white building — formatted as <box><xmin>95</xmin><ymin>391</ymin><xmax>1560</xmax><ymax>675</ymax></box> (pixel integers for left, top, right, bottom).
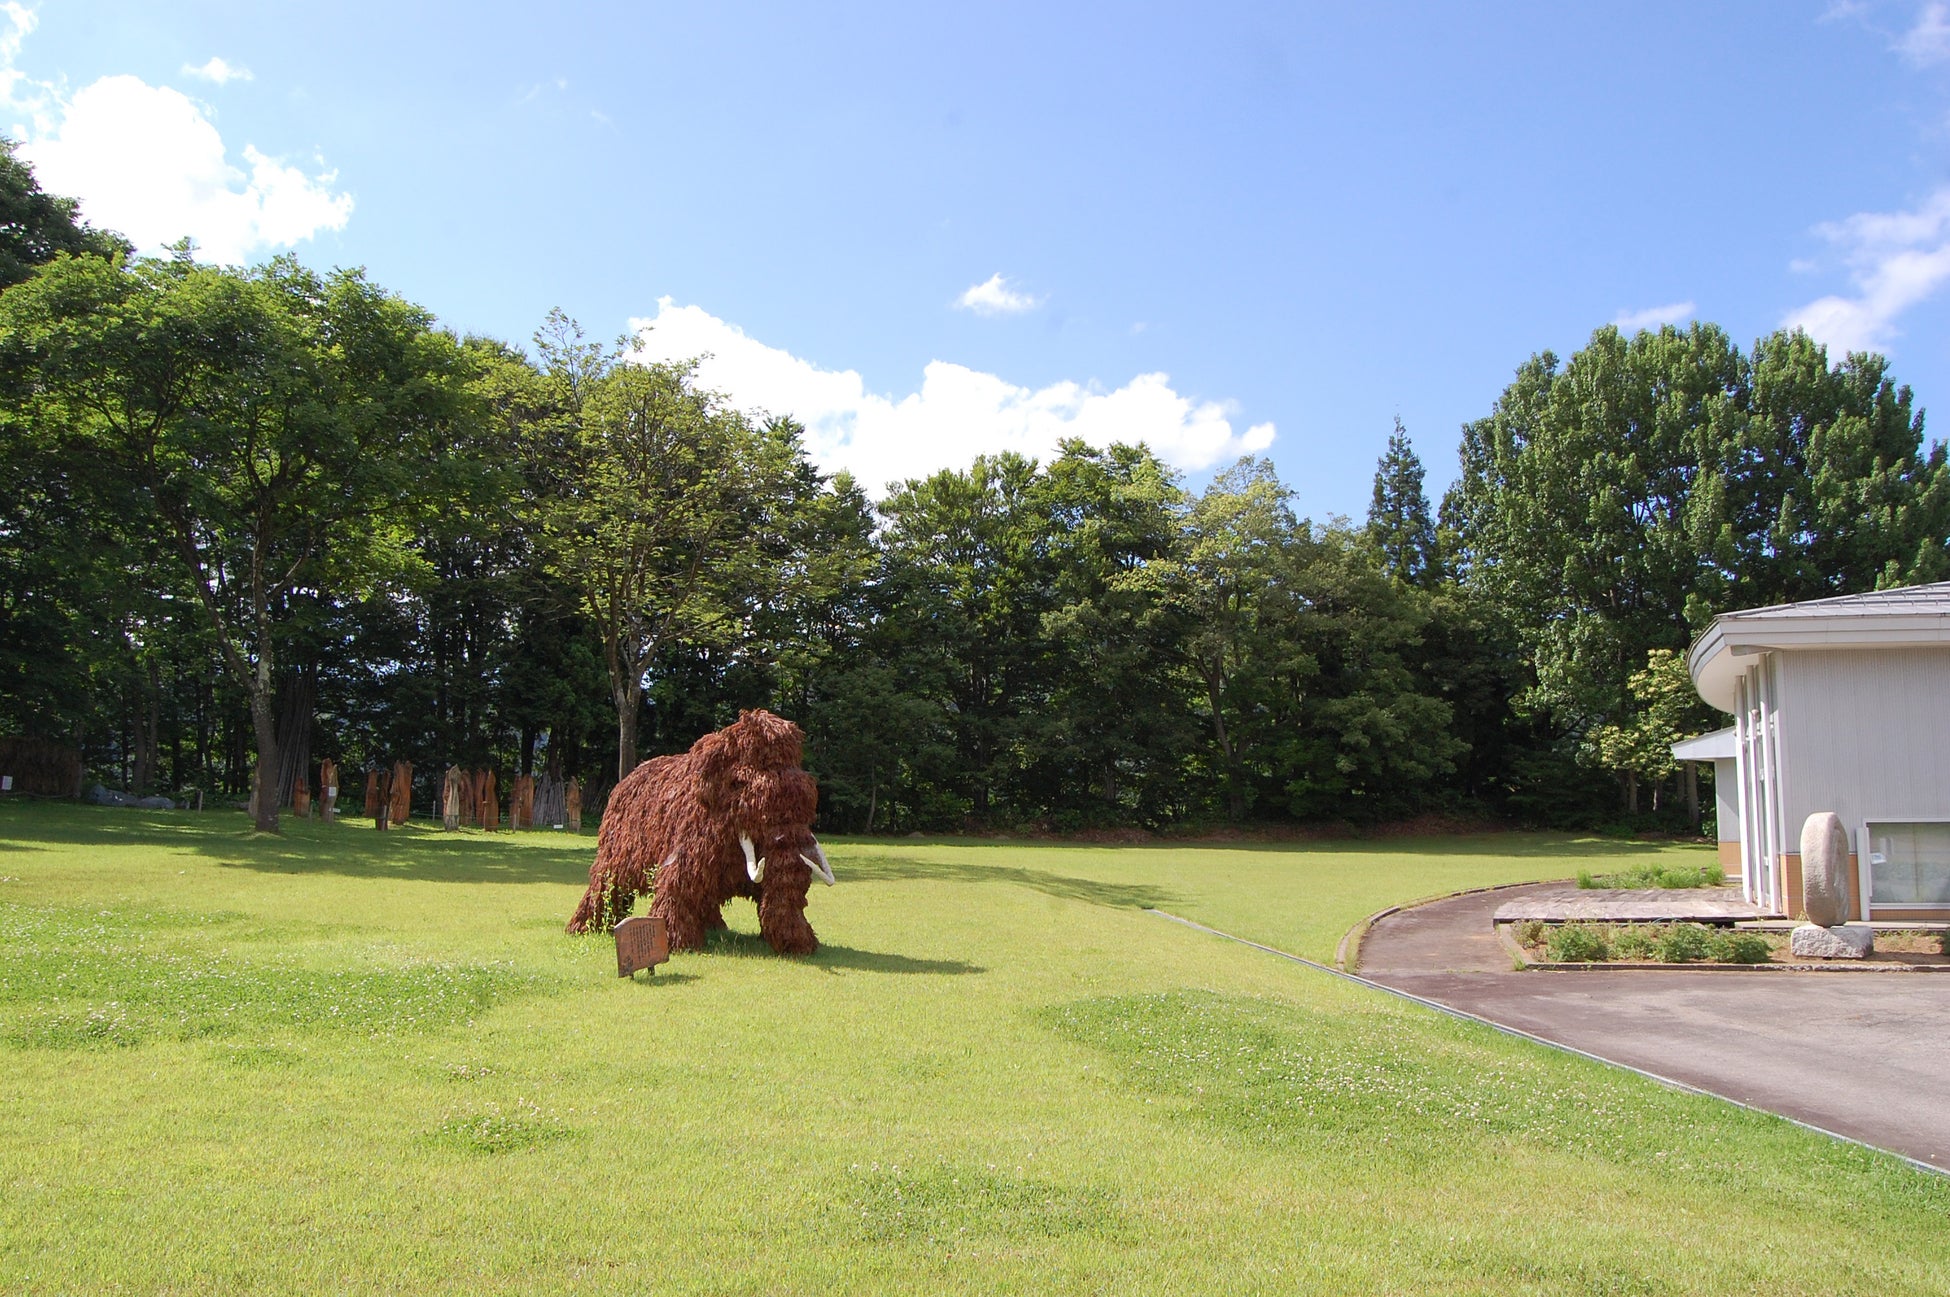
<box><xmin>1680</xmin><ymin>581</ymin><xmax>1950</xmax><ymax>921</ymax></box>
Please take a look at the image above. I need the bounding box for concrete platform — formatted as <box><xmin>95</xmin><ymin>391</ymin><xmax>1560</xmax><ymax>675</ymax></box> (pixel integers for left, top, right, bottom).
<box><xmin>1493</xmin><ymin>884</ymin><xmax>1766</xmax><ymax>924</ymax></box>
<box><xmin>1359</xmin><ymin>881</ymin><xmax>1950</xmax><ymax>1173</ymax></box>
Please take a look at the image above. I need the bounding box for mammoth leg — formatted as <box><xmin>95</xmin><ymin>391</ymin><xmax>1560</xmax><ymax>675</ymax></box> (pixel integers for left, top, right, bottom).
<box><xmin>651</xmin><ymin>890</ymin><xmax>720</xmax><ymax>952</ymax></box>
<box><xmin>757</xmin><ymin>886</ymin><xmax>817</xmax><ymax>956</ymax></box>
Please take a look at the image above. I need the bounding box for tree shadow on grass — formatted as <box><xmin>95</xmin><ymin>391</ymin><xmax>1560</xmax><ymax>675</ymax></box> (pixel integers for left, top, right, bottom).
<box><xmin>838</xmin><ymin>854</ymin><xmax>1176</xmax><ymax>911</ymax></box>
<box><xmin>0</xmin><ymin>803</ymin><xmax>595</xmax><ymax>885</ymax></box>
<box><xmin>822</xmin><ymin>831</ymin><xmax>1684</xmax><ymax>861</ymax></box>
<box><xmin>698</xmin><ymin>928</ymin><xmax>984</xmax><ymax>975</ymax></box>
<box><xmin>203</xmin><ymin>828</ymin><xmax>594</xmax><ymax>887</ymax></box>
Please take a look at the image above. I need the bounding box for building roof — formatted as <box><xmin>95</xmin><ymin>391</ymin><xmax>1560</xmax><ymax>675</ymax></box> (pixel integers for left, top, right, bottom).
<box><xmin>1671</xmin><ymin>726</ymin><xmax>1737</xmax><ymax>762</ymax></box>
<box><xmin>1687</xmin><ymin>581</ymin><xmax>1950</xmax><ymax>712</ymax></box>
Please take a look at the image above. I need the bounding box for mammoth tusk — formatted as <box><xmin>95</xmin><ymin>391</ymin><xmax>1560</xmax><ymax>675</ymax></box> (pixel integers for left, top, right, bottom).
<box><xmin>739</xmin><ymin>834</ymin><xmax>756</xmax><ymax>869</ymax></box>
<box><xmin>801</xmin><ymin>851</ymin><xmax>835</xmax><ymax>886</ymax></box>
<box><xmin>812</xmin><ymin>839</ymin><xmax>835</xmax><ymax>884</ymax></box>
<box><xmin>749</xmin><ymin>855</ymin><xmax>766</xmax><ymax>884</ymax></box>
<box><xmin>658</xmin><ymin>850</ymin><xmax>678</xmax><ymax>874</ymax></box>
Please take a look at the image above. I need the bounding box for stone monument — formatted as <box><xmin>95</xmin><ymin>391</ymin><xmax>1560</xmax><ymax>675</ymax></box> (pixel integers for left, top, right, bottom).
<box><xmin>1791</xmin><ymin>811</ymin><xmax>1872</xmax><ymax>959</ymax></box>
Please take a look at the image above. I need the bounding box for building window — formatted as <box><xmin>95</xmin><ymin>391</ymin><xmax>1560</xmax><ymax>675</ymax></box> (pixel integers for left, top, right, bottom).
<box><xmin>1866</xmin><ymin>822</ymin><xmax>1950</xmax><ymax>908</ymax></box>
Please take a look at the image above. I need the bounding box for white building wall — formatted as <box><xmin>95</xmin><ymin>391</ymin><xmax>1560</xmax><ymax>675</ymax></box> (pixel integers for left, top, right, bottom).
<box><xmin>1776</xmin><ymin>646</ymin><xmax>1950</xmax><ymax>844</ymax></box>
<box><xmin>1712</xmin><ymin>758</ymin><xmax>1738</xmax><ymax>843</ymax></box>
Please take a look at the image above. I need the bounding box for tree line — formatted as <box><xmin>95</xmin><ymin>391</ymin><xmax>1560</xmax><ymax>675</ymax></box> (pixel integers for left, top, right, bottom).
<box><xmin>3</xmin><ymin>145</ymin><xmax>1946</xmax><ymax>834</ymax></box>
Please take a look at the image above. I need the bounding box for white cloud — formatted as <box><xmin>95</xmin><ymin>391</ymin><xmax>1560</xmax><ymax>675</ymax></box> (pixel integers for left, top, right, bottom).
<box><xmin>181</xmin><ymin>56</ymin><xmax>251</xmax><ymax>85</ymax></box>
<box><xmin>627</xmin><ymin>298</ymin><xmax>1276</xmax><ymax>492</ymax></box>
<box><xmin>0</xmin><ymin>3</ymin><xmax>40</xmax><ymax>114</ymax></box>
<box><xmin>1</xmin><ymin>17</ymin><xmax>348</xmax><ymax>264</ymax></box>
<box><xmin>1612</xmin><ymin>301</ymin><xmax>1696</xmax><ymax>331</ymax></box>
<box><xmin>1782</xmin><ymin>187</ymin><xmax>1950</xmax><ymax>354</ymax></box>
<box><xmin>955</xmin><ymin>272</ymin><xmax>1041</xmax><ymax>316</ymax></box>
<box><xmin>1898</xmin><ymin>2</ymin><xmax>1950</xmax><ymax>63</ymax></box>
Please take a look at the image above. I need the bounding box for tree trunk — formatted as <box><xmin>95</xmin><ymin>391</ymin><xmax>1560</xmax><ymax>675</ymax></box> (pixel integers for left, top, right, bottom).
<box><xmin>1624</xmin><ymin>770</ymin><xmax>1639</xmax><ymax>816</ymax></box>
<box><xmin>615</xmin><ymin>682</ymin><xmax>641</xmax><ymax>781</ymax></box>
<box><xmin>1684</xmin><ymin>762</ymin><xmax>1699</xmax><ymax>827</ymax></box>
<box><xmin>249</xmin><ymin>665</ymin><xmax>281</xmax><ymax>833</ymax></box>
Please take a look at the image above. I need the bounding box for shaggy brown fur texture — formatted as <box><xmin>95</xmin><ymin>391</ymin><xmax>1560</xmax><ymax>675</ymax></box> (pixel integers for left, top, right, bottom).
<box><xmin>566</xmin><ymin>710</ymin><xmax>827</xmax><ymax>955</ymax></box>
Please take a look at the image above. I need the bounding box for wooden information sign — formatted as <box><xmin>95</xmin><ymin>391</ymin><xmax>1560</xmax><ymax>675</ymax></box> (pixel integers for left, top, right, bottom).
<box><xmin>615</xmin><ymin>915</ymin><xmax>670</xmax><ymax>978</ymax></box>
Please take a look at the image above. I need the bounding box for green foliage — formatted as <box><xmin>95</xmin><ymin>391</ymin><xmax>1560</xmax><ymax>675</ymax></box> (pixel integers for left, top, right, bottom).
<box><xmin>1546</xmin><ymin>924</ymin><xmax>1612</xmax><ymax>961</ymax></box>
<box><xmin>1586</xmin><ymin>649</ymin><xmax>1708</xmax><ymax>790</ymax></box>
<box><xmin>1537</xmin><ymin>921</ymin><xmax>1773</xmax><ymax>964</ymax></box>
<box><xmin>1611</xmin><ymin>925</ymin><xmax>1659</xmax><ymax>959</ymax></box>
<box><xmin>532</xmin><ymin>341</ymin><xmax>800</xmax><ymax>779</ymax></box>
<box><xmin>1655</xmin><ymin>923</ymin><xmax>1714</xmax><ymax>963</ymax></box>
<box><xmin>5</xmin><ymin>117</ymin><xmax>1943</xmax><ymax>839</ymax></box>
<box><xmin>1577</xmin><ymin>861</ymin><xmax>1721</xmax><ymax>889</ymax></box>
<box><xmin>0</xmin><ymin>251</ymin><xmax>475</xmax><ymax>825</ymax></box>
<box><xmin>1716</xmin><ymin>931</ymin><xmax>1773</xmax><ymax>965</ymax></box>
<box><xmin>1447</xmin><ymin>323</ymin><xmax>1950</xmax><ymax>807</ymax></box>
<box><xmin>1366</xmin><ymin>417</ymin><xmax>1440</xmax><ymax>585</ymax></box>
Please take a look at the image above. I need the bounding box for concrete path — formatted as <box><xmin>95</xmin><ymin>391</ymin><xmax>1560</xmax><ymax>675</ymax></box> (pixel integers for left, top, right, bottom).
<box><xmin>1359</xmin><ymin>882</ymin><xmax>1950</xmax><ymax>1173</ymax></box>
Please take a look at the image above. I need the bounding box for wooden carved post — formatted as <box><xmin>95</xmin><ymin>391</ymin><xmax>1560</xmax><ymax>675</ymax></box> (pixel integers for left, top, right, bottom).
<box><xmin>480</xmin><ymin>770</ymin><xmax>499</xmax><ymax>831</ymax></box>
<box><xmin>363</xmin><ymin>770</ymin><xmax>380</xmax><ymax>819</ymax></box>
<box><xmin>320</xmin><ymin>758</ymin><xmax>339</xmax><ymax>822</ymax></box>
<box><xmin>390</xmin><ymin>760</ymin><xmax>413</xmax><ymax>826</ymax></box>
<box><xmin>512</xmin><ymin>774</ymin><xmax>535</xmax><ymax>831</ymax></box>
<box><xmin>374</xmin><ymin>769</ymin><xmax>391</xmax><ymax>831</ymax></box>
<box><xmin>291</xmin><ymin>777</ymin><xmax>311</xmax><ymax>819</ymax></box>
<box><xmin>443</xmin><ymin>766</ymin><xmax>463</xmax><ymax>831</ymax></box>
<box><xmin>464</xmin><ymin>770</ymin><xmax>483</xmax><ymax>827</ymax></box>
<box><xmin>565</xmin><ymin>778</ymin><xmax>582</xmax><ymax>834</ymax></box>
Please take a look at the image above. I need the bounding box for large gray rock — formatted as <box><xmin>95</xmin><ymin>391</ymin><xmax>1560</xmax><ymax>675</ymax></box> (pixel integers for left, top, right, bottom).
<box><xmin>1791</xmin><ymin>922</ymin><xmax>1873</xmax><ymax>959</ymax></box>
<box><xmin>1800</xmin><ymin>811</ymin><xmax>1851</xmax><ymax>927</ymax></box>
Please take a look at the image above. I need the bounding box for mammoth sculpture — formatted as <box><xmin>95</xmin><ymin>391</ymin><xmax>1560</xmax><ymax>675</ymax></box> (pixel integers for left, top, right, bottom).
<box><xmin>566</xmin><ymin>709</ymin><xmax>834</xmax><ymax>955</ymax></box>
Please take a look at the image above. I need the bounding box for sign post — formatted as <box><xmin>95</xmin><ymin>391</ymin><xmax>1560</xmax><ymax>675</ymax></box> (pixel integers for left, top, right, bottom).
<box><xmin>614</xmin><ymin>915</ymin><xmax>670</xmax><ymax>978</ymax></box>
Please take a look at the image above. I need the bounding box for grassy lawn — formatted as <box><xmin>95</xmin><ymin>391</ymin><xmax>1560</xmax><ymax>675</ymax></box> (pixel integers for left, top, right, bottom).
<box><xmin>0</xmin><ymin>801</ymin><xmax>1942</xmax><ymax>1295</ymax></box>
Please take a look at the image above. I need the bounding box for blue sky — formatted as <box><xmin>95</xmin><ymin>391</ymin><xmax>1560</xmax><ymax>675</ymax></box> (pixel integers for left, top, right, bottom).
<box><xmin>9</xmin><ymin>1</ymin><xmax>1950</xmax><ymax>517</ymax></box>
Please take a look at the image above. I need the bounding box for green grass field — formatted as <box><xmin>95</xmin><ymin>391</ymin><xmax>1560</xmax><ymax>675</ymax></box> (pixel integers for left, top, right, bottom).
<box><xmin>1</xmin><ymin>802</ymin><xmax>1944</xmax><ymax>1295</ymax></box>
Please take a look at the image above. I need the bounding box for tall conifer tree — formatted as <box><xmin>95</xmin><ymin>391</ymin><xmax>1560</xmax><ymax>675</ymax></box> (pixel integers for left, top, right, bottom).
<box><xmin>1366</xmin><ymin>418</ymin><xmax>1439</xmax><ymax>586</ymax></box>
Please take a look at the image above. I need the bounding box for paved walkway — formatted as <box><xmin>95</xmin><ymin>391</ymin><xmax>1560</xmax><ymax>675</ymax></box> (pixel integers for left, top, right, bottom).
<box><xmin>1358</xmin><ymin>882</ymin><xmax>1950</xmax><ymax>1173</ymax></box>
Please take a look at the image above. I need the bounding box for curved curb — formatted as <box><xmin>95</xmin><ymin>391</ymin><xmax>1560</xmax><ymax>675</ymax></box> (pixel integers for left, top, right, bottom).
<box><xmin>1335</xmin><ymin>879</ymin><xmax>1547</xmax><ymax>973</ymax></box>
<box><xmin>1149</xmin><ymin>907</ymin><xmax>1946</xmax><ymax>1180</ymax></box>
<box><xmin>1499</xmin><ymin>920</ymin><xmax>1950</xmax><ymax>973</ymax></box>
